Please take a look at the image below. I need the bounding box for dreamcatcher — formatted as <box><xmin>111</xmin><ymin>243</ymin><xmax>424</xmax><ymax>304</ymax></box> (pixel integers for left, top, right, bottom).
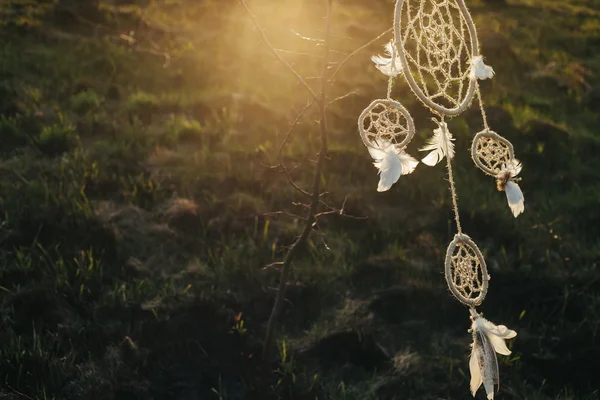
<box><xmin>358</xmin><ymin>0</ymin><xmax>523</xmax><ymax>398</ymax></box>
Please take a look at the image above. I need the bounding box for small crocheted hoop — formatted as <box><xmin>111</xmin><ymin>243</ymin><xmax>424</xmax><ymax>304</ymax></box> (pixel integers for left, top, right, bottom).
<box><xmin>444</xmin><ymin>233</ymin><xmax>489</xmax><ymax>307</ymax></box>
<box><xmin>358</xmin><ymin>99</ymin><xmax>415</xmax><ymax>149</ymax></box>
<box><xmin>393</xmin><ymin>0</ymin><xmax>479</xmax><ymax>116</ymax></box>
<box><xmin>471</xmin><ymin>130</ymin><xmax>515</xmax><ymax>176</ymax></box>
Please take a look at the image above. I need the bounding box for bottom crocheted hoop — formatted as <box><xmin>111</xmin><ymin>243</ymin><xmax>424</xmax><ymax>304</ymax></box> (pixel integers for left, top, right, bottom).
<box><xmin>444</xmin><ymin>233</ymin><xmax>489</xmax><ymax>307</ymax></box>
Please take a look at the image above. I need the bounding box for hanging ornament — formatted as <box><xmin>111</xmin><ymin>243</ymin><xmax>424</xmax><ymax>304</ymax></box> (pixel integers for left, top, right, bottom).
<box><xmin>472</xmin><ymin>130</ymin><xmax>525</xmax><ymax>217</ymax></box>
<box><xmin>358</xmin><ymin>99</ymin><xmax>416</xmax><ymax>149</ymax></box>
<box><xmin>445</xmin><ymin>234</ymin><xmax>489</xmax><ymax>307</ymax></box>
<box><xmin>359</xmin><ymin>0</ymin><xmax>524</xmax><ymax>396</ymax></box>
<box><xmin>393</xmin><ymin>0</ymin><xmax>480</xmax><ymax>115</ymax></box>
<box><xmin>358</xmin><ymin>99</ymin><xmax>419</xmax><ymax>191</ymax></box>
<box><xmin>471</xmin><ymin>130</ymin><xmax>515</xmax><ymax>176</ymax></box>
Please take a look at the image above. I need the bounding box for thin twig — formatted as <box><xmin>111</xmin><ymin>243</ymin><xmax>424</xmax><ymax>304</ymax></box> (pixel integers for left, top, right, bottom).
<box><xmin>43</xmin><ymin>27</ymin><xmax>171</xmax><ymax>67</ymax></box>
<box><xmin>315</xmin><ymin>195</ymin><xmax>368</xmax><ymax>220</ymax></box>
<box><xmin>281</xmin><ymin>163</ymin><xmax>312</xmax><ymax>197</ymax></box>
<box><xmin>240</xmin><ymin>0</ymin><xmax>318</xmax><ymax>100</ymax></box>
<box><xmin>277</xmin><ymin>100</ymin><xmax>318</xmax><ymax>198</ymax></box>
<box><xmin>259</xmin><ymin>0</ymin><xmax>333</xmax><ymax>371</ymax></box>
<box><xmin>6</xmin><ymin>386</ymin><xmax>34</xmax><ymax>400</ymax></box>
<box><xmin>275</xmin><ymin>48</ymin><xmax>324</xmax><ymax>58</ymax></box>
<box><xmin>533</xmin><ymin>221</ymin><xmax>572</xmax><ymax>278</ymax></box>
<box><xmin>326</xmin><ymin>90</ymin><xmax>360</xmax><ymax>107</ymax></box>
<box><xmin>262</xmin><ymin>211</ymin><xmax>307</xmax><ymax>220</ymax></box>
<box><xmin>278</xmin><ymin>100</ymin><xmax>316</xmax><ymax>160</ymax></box>
<box><xmin>291</xmin><ymin>29</ymin><xmax>324</xmax><ymax>43</ymax></box>
<box><xmin>328</xmin><ymin>27</ymin><xmax>393</xmax><ymax>82</ymax></box>
<box><xmin>241</xmin><ymin>0</ymin><xmax>367</xmax><ymax>387</ymax></box>
<box><xmin>263</xmin><ymin>261</ymin><xmax>284</xmax><ymax>271</ymax></box>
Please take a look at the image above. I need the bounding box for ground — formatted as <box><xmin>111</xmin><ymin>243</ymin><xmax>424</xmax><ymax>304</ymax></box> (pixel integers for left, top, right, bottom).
<box><xmin>0</xmin><ymin>0</ymin><xmax>599</xmax><ymax>399</ymax></box>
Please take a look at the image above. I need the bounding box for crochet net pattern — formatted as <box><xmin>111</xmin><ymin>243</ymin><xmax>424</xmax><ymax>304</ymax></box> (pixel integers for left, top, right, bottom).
<box><xmin>358</xmin><ymin>99</ymin><xmax>415</xmax><ymax>149</ymax></box>
<box><xmin>394</xmin><ymin>0</ymin><xmax>478</xmax><ymax>115</ymax></box>
<box><xmin>445</xmin><ymin>235</ymin><xmax>488</xmax><ymax>306</ymax></box>
<box><xmin>472</xmin><ymin>131</ymin><xmax>515</xmax><ymax>176</ymax></box>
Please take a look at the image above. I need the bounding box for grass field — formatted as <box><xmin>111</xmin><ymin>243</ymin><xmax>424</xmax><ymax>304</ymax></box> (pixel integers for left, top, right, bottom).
<box><xmin>1</xmin><ymin>0</ymin><xmax>599</xmax><ymax>399</ymax></box>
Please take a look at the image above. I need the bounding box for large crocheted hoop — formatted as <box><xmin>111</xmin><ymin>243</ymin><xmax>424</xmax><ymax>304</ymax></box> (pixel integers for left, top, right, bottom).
<box><xmin>471</xmin><ymin>130</ymin><xmax>515</xmax><ymax>176</ymax></box>
<box><xmin>358</xmin><ymin>99</ymin><xmax>416</xmax><ymax>149</ymax></box>
<box><xmin>444</xmin><ymin>233</ymin><xmax>489</xmax><ymax>307</ymax></box>
<box><xmin>393</xmin><ymin>0</ymin><xmax>479</xmax><ymax>116</ymax></box>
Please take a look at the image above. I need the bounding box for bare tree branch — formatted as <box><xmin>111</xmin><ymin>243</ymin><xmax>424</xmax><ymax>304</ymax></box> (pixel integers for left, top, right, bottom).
<box><xmin>240</xmin><ymin>1</ymin><xmax>368</xmax><ymax>389</ymax></box>
<box><xmin>240</xmin><ymin>0</ymin><xmax>319</xmax><ymax>100</ymax></box>
<box><xmin>278</xmin><ymin>100</ymin><xmax>317</xmax><ymax>160</ymax></box>
<box><xmin>258</xmin><ymin>0</ymin><xmax>334</xmax><ymax>372</ymax></box>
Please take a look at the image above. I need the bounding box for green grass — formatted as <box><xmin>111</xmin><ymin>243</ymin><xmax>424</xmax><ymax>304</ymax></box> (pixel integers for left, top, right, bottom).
<box><xmin>37</xmin><ymin>120</ymin><xmax>78</xmax><ymax>156</ymax></box>
<box><xmin>0</xmin><ymin>0</ymin><xmax>599</xmax><ymax>399</ymax></box>
<box><xmin>70</xmin><ymin>89</ymin><xmax>104</xmax><ymax>115</ymax></box>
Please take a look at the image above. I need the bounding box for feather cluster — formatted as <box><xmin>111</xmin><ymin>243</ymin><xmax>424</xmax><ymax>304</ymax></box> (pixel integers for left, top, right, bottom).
<box><xmin>469</xmin><ymin>317</ymin><xmax>517</xmax><ymax>399</ymax></box>
<box><xmin>420</xmin><ymin>120</ymin><xmax>455</xmax><ymax>166</ymax></box>
<box><xmin>496</xmin><ymin>159</ymin><xmax>525</xmax><ymax>218</ymax></box>
<box><xmin>371</xmin><ymin>41</ymin><xmax>403</xmax><ymax>77</ymax></box>
<box><xmin>368</xmin><ymin>139</ymin><xmax>418</xmax><ymax>192</ymax></box>
<box><xmin>470</xmin><ymin>56</ymin><xmax>495</xmax><ymax>80</ymax></box>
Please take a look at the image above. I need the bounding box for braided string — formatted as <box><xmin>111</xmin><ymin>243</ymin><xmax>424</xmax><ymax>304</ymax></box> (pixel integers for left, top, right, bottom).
<box><xmin>475</xmin><ymin>82</ymin><xmax>490</xmax><ymax>132</ymax></box>
<box><xmin>387</xmin><ymin>41</ymin><xmax>396</xmax><ymax>99</ymax></box>
<box><xmin>441</xmin><ymin>116</ymin><xmax>462</xmax><ymax>234</ymax></box>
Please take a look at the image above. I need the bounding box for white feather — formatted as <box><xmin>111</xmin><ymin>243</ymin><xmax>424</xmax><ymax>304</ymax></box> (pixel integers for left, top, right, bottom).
<box><xmin>371</xmin><ymin>41</ymin><xmax>402</xmax><ymax>77</ymax></box>
<box><xmin>470</xmin><ymin>56</ymin><xmax>495</xmax><ymax>80</ymax></box>
<box><xmin>469</xmin><ymin>317</ymin><xmax>518</xmax><ymax>399</ymax></box>
<box><xmin>469</xmin><ymin>342</ymin><xmax>483</xmax><ymax>397</ymax></box>
<box><xmin>475</xmin><ymin>317</ymin><xmax>518</xmax><ymax>355</ymax></box>
<box><xmin>470</xmin><ymin>329</ymin><xmax>498</xmax><ymax>399</ymax></box>
<box><xmin>504</xmin><ymin>158</ymin><xmax>522</xmax><ymax>177</ymax></box>
<box><xmin>481</xmin><ymin>319</ymin><xmax>518</xmax><ymax>340</ymax></box>
<box><xmin>370</xmin><ymin>146</ymin><xmax>402</xmax><ymax>192</ymax></box>
<box><xmin>480</xmin><ymin>330</ymin><xmax>498</xmax><ymax>400</ymax></box>
<box><xmin>419</xmin><ymin>121</ymin><xmax>455</xmax><ymax>166</ymax></box>
<box><xmin>367</xmin><ymin>139</ymin><xmax>418</xmax><ymax>192</ymax></box>
<box><xmin>496</xmin><ymin>159</ymin><xmax>524</xmax><ymax>217</ymax></box>
<box><xmin>488</xmin><ymin>334</ymin><xmax>513</xmax><ymax>356</ymax></box>
<box><xmin>505</xmin><ymin>181</ymin><xmax>524</xmax><ymax>218</ymax></box>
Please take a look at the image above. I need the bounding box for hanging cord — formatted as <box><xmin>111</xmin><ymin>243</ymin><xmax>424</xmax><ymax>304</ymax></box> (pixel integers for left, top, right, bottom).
<box><xmin>387</xmin><ymin>40</ymin><xmax>397</xmax><ymax>99</ymax></box>
<box><xmin>441</xmin><ymin>116</ymin><xmax>463</xmax><ymax>234</ymax></box>
<box><xmin>469</xmin><ymin>307</ymin><xmax>479</xmax><ymax>318</ymax></box>
<box><xmin>475</xmin><ymin>82</ymin><xmax>489</xmax><ymax>131</ymax></box>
